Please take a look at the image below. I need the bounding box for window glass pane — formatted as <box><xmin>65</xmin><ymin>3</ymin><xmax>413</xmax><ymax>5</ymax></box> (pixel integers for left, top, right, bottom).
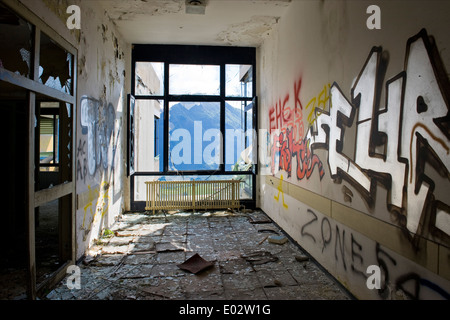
<box><xmin>0</xmin><ymin>3</ymin><xmax>33</xmax><ymax>78</ymax></box>
<box><xmin>225</xmin><ymin>100</ymin><xmax>254</xmax><ymax>171</ymax></box>
<box><xmin>39</xmin><ymin>113</ymin><xmax>59</xmax><ymax>170</ymax></box>
<box><xmin>39</xmin><ymin>32</ymin><xmax>73</xmax><ymax>95</ymax></box>
<box><xmin>169</xmin><ymin>64</ymin><xmax>220</xmax><ymax>95</ymax></box>
<box><xmin>226</xmin><ymin>64</ymin><xmax>253</xmax><ymax>97</ymax></box>
<box><xmin>169</xmin><ymin>101</ymin><xmax>221</xmax><ymax>171</ymax></box>
<box><xmin>37</xmin><ymin>97</ymin><xmax>73</xmax><ymax>190</ymax></box>
<box><xmin>135</xmin><ymin>62</ymin><xmax>164</xmax><ymax>96</ymax></box>
<box><xmin>134</xmin><ymin>99</ymin><xmax>164</xmax><ymax>172</ymax></box>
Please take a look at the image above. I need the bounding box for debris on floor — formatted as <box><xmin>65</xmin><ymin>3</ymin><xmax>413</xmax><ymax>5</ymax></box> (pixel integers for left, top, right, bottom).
<box><xmin>295</xmin><ymin>255</ymin><xmax>310</xmax><ymax>263</ymax></box>
<box><xmin>45</xmin><ymin>209</ymin><xmax>352</xmax><ymax>300</ymax></box>
<box><xmin>177</xmin><ymin>253</ymin><xmax>215</xmax><ymax>274</ymax></box>
<box><xmin>241</xmin><ymin>251</ymin><xmax>278</xmax><ymax>265</ymax></box>
<box><xmin>268</xmin><ymin>235</ymin><xmax>288</xmax><ymax>245</ymax></box>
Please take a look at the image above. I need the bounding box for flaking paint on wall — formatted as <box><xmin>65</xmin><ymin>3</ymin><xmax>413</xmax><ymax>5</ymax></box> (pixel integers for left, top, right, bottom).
<box><xmin>216</xmin><ymin>15</ymin><xmax>280</xmax><ymax>46</ymax></box>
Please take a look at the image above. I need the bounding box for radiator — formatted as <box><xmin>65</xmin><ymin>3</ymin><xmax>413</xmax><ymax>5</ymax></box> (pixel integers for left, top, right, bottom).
<box><xmin>145</xmin><ymin>180</ymin><xmax>241</xmax><ymax>214</ymax></box>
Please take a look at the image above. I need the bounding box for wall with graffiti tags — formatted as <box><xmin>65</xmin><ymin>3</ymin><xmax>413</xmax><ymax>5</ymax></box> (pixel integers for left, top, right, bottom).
<box><xmin>73</xmin><ymin>1</ymin><xmax>130</xmax><ymax>259</ymax></box>
<box><xmin>258</xmin><ymin>0</ymin><xmax>450</xmax><ymax>299</ymax></box>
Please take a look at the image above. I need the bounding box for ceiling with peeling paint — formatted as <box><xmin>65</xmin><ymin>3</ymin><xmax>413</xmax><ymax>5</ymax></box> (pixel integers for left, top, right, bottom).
<box><xmin>96</xmin><ymin>0</ymin><xmax>291</xmax><ymax>47</ymax></box>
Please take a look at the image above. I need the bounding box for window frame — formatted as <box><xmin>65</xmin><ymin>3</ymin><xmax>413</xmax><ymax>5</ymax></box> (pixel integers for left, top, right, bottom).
<box><xmin>130</xmin><ymin>44</ymin><xmax>257</xmax><ymax>210</ymax></box>
<box><xmin>0</xmin><ymin>0</ymin><xmax>77</xmax><ymax>299</ymax></box>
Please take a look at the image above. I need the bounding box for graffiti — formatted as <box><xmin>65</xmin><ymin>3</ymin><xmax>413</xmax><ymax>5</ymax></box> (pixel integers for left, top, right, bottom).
<box><xmin>396</xmin><ymin>273</ymin><xmax>450</xmax><ymax>300</ymax></box>
<box><xmin>274</xmin><ymin>174</ymin><xmax>288</xmax><ymax>209</ymax></box>
<box><xmin>76</xmin><ymin>138</ymin><xmax>88</xmax><ymax>183</ymax></box>
<box><xmin>299</xmin><ymin>207</ymin><xmax>450</xmax><ymax>299</ymax></box>
<box><xmin>305</xmin><ymin>29</ymin><xmax>450</xmax><ymax>240</ymax></box>
<box><xmin>269</xmin><ymin>76</ymin><xmax>304</xmax><ymax>140</ymax></box>
<box><xmin>79</xmin><ymin>96</ymin><xmax>116</xmax><ymax>179</ymax></box>
<box><xmin>271</xmin><ymin>128</ymin><xmax>325</xmax><ymax>180</ymax></box>
<box><xmin>81</xmin><ymin>182</ymin><xmax>110</xmax><ymax>238</ymax></box>
<box><xmin>305</xmin><ymin>83</ymin><xmax>331</xmax><ymax>126</ymax></box>
<box><xmin>268</xmin><ymin>78</ymin><xmax>328</xmax><ymax>182</ymax></box>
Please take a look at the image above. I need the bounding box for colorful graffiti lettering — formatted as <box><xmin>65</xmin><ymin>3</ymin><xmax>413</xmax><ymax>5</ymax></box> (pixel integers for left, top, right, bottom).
<box><xmin>305</xmin><ymin>83</ymin><xmax>331</xmax><ymax>126</ymax></box>
<box><xmin>268</xmin><ymin>76</ymin><xmax>326</xmax><ymax>182</ymax></box>
<box><xmin>271</xmin><ymin>128</ymin><xmax>325</xmax><ymax>181</ymax></box>
<box><xmin>306</xmin><ymin>29</ymin><xmax>450</xmax><ymax>241</ymax></box>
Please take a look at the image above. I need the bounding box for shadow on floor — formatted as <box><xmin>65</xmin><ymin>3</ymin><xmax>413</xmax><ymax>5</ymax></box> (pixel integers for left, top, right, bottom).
<box><xmin>46</xmin><ymin>209</ymin><xmax>353</xmax><ymax>300</ymax></box>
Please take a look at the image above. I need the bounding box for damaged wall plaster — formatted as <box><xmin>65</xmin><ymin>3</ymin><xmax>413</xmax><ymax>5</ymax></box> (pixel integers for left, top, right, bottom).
<box><xmin>217</xmin><ymin>15</ymin><xmax>280</xmax><ymax>46</ymax></box>
<box><xmin>98</xmin><ymin>0</ymin><xmax>184</xmax><ymax>20</ymax></box>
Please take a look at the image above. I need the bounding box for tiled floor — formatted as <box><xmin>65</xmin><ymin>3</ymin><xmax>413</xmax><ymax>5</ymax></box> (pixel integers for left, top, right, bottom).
<box><xmin>46</xmin><ymin>209</ymin><xmax>353</xmax><ymax>300</ymax></box>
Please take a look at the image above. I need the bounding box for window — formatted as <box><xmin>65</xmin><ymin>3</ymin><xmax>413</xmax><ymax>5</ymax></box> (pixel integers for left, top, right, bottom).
<box><xmin>130</xmin><ymin>45</ymin><xmax>257</xmax><ymax>210</ymax></box>
<box><xmin>0</xmin><ymin>1</ymin><xmax>76</xmax><ymax>299</ymax></box>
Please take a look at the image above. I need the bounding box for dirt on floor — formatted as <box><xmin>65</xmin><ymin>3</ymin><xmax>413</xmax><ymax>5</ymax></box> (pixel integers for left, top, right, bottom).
<box><xmin>45</xmin><ymin>209</ymin><xmax>353</xmax><ymax>300</ymax></box>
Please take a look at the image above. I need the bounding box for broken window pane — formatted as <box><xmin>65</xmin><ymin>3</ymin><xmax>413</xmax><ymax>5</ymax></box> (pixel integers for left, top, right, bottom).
<box><xmin>135</xmin><ymin>62</ymin><xmax>164</xmax><ymax>96</ymax></box>
<box><xmin>39</xmin><ymin>32</ymin><xmax>73</xmax><ymax>95</ymax></box>
<box><xmin>35</xmin><ymin>194</ymin><xmax>72</xmax><ymax>286</ymax></box>
<box><xmin>226</xmin><ymin>64</ymin><xmax>253</xmax><ymax>97</ymax></box>
<box><xmin>0</xmin><ymin>3</ymin><xmax>33</xmax><ymax>78</ymax></box>
<box><xmin>169</xmin><ymin>64</ymin><xmax>220</xmax><ymax>96</ymax></box>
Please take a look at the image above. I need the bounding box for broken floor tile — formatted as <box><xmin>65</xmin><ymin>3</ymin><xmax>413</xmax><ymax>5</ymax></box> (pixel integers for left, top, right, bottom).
<box><xmin>106</xmin><ymin>236</ymin><xmax>135</xmax><ymax>245</ymax></box>
<box><xmin>219</xmin><ymin>258</ymin><xmax>253</xmax><ymax>275</ymax></box>
<box><xmin>101</xmin><ymin>244</ymin><xmax>133</xmax><ymax>254</ymax></box>
<box><xmin>156</xmin><ymin>242</ymin><xmax>185</xmax><ymax>253</ymax></box>
<box><xmin>124</xmin><ymin>253</ymin><xmax>155</xmax><ymax>265</ymax></box>
<box><xmin>92</xmin><ymin>254</ymin><xmax>126</xmax><ymax>266</ymax></box>
<box><xmin>140</xmin><ymin>278</ymin><xmax>186</xmax><ymax>300</ymax></box>
<box><xmin>224</xmin><ymin>288</ymin><xmax>267</xmax><ymax>300</ymax></box>
<box><xmin>215</xmin><ymin>250</ymin><xmax>241</xmax><ymax>262</ymax></box>
<box><xmin>156</xmin><ymin>251</ymin><xmax>186</xmax><ymax>264</ymax></box>
<box><xmin>46</xmin><ymin>209</ymin><xmax>352</xmax><ymax>301</ymax></box>
<box><xmin>119</xmin><ymin>264</ymin><xmax>153</xmax><ymax>279</ymax></box>
<box><xmin>222</xmin><ymin>272</ymin><xmax>260</xmax><ymax>292</ymax></box>
<box><xmin>177</xmin><ymin>253</ymin><xmax>215</xmax><ymax>274</ymax></box>
<box><xmin>255</xmin><ymin>268</ymin><xmax>298</xmax><ymax>287</ymax></box>
<box><xmin>241</xmin><ymin>250</ymin><xmax>279</xmax><ymax>265</ymax></box>
<box><xmin>263</xmin><ymin>285</ymin><xmax>306</xmax><ymax>300</ymax></box>
<box><xmin>151</xmin><ymin>263</ymin><xmax>186</xmax><ymax>278</ymax></box>
<box><xmin>179</xmin><ymin>268</ymin><xmax>222</xmax><ymax>294</ymax></box>
<box><xmin>131</xmin><ymin>241</ymin><xmax>155</xmax><ymax>252</ymax></box>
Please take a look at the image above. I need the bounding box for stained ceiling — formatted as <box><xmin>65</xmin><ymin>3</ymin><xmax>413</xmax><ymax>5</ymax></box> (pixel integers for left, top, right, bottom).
<box><xmin>96</xmin><ymin>0</ymin><xmax>292</xmax><ymax>47</ymax></box>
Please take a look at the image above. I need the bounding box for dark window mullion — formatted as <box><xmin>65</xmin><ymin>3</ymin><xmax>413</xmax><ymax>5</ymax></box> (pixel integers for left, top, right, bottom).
<box><xmin>163</xmin><ymin>62</ymin><xmax>170</xmax><ymax>173</ymax></box>
<box><xmin>220</xmin><ymin>64</ymin><xmax>226</xmax><ymax>172</ymax></box>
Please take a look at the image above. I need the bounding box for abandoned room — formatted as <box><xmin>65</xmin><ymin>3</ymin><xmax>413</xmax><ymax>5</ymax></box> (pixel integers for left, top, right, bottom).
<box><xmin>0</xmin><ymin>0</ymin><xmax>449</xmax><ymax>302</ymax></box>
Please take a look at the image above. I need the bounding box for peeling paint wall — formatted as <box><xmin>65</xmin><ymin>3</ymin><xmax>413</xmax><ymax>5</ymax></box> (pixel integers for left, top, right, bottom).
<box><xmin>72</xmin><ymin>1</ymin><xmax>130</xmax><ymax>259</ymax></box>
<box><xmin>17</xmin><ymin>0</ymin><xmax>131</xmax><ymax>260</ymax></box>
<box><xmin>217</xmin><ymin>15</ymin><xmax>280</xmax><ymax>47</ymax></box>
<box><xmin>258</xmin><ymin>0</ymin><xmax>450</xmax><ymax>299</ymax></box>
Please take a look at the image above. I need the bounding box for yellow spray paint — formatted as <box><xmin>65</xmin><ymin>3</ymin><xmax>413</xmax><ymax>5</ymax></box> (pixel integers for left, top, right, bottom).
<box><xmin>81</xmin><ymin>181</ymin><xmax>110</xmax><ymax>232</ymax></box>
<box><xmin>274</xmin><ymin>174</ymin><xmax>289</xmax><ymax>209</ymax></box>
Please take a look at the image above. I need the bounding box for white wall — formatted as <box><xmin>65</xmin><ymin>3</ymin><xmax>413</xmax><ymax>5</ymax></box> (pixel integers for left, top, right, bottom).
<box><xmin>258</xmin><ymin>0</ymin><xmax>450</xmax><ymax>299</ymax></box>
